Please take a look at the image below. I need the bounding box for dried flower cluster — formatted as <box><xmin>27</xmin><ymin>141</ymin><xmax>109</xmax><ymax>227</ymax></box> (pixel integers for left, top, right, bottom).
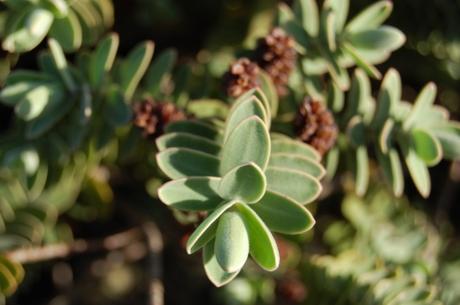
<box><xmin>255</xmin><ymin>27</ymin><xmax>297</xmax><ymax>96</ymax></box>
<box><xmin>223</xmin><ymin>58</ymin><xmax>260</xmax><ymax>98</ymax></box>
<box><xmin>294</xmin><ymin>98</ymin><xmax>338</xmax><ymax>156</ymax></box>
<box><xmin>133</xmin><ymin>99</ymin><xmax>186</xmax><ymax>138</ymax></box>
<box><xmin>223</xmin><ymin>27</ymin><xmax>297</xmax><ymax>98</ymax></box>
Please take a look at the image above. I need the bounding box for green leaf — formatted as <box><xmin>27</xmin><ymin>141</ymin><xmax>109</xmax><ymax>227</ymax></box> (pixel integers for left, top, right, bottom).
<box><xmin>186</xmin><ymin>200</ymin><xmax>237</xmax><ymax>254</ymax></box>
<box><xmin>345</xmin><ymin>1</ymin><xmax>393</xmax><ymax>33</ymax></box>
<box><xmin>354</xmin><ymin>145</ymin><xmax>369</xmax><ymax>197</ymax></box>
<box><xmin>347</xmin><ymin>116</ymin><xmax>367</xmax><ymax>147</ymax></box>
<box><xmin>344</xmin><ymin>69</ymin><xmax>372</xmax><ymax>121</ymax></box>
<box><xmin>293</xmin><ymin>0</ymin><xmax>319</xmax><ymax>36</ymax></box>
<box><xmin>156</xmin><ymin>132</ymin><xmax>221</xmax><ymax>155</ymax></box>
<box><xmin>431</xmin><ymin>122</ymin><xmax>460</xmax><ymax>160</ymax></box>
<box><xmin>271</xmin><ymin>138</ymin><xmax>321</xmax><ymax>161</ymax></box>
<box><xmin>237</xmin><ymin>204</ymin><xmax>279</xmax><ymax>271</ymax></box>
<box><xmin>145</xmin><ymin>48</ymin><xmax>177</xmax><ymax>96</ymax></box>
<box><xmin>104</xmin><ymin>86</ymin><xmax>131</xmax><ymax>127</ymax></box>
<box><xmin>269</xmin><ymin>153</ymin><xmax>325</xmax><ymax>179</ymax></box>
<box><xmin>410</xmin><ymin>129</ymin><xmax>442</xmax><ymax>166</ymax></box>
<box><xmin>44</xmin><ymin>0</ymin><xmax>69</xmax><ymax>17</ymax></box>
<box><xmin>376</xmin><ymin>148</ymin><xmax>404</xmax><ymax>197</ymax></box>
<box><xmin>3</xmin><ymin>8</ymin><xmax>54</xmax><ymax>53</ymax></box>
<box><xmin>48</xmin><ymin>38</ymin><xmax>77</xmax><ymax>92</ymax></box>
<box><xmin>218</xmin><ymin>162</ymin><xmax>266</xmax><ymax>204</ymax></box>
<box><xmin>401</xmin><ymin>142</ymin><xmax>431</xmax><ymax>198</ymax></box>
<box><xmin>327</xmin><ymin>80</ymin><xmax>344</xmax><ymax>112</ymax></box>
<box><xmin>0</xmin><ymin>71</ymin><xmax>55</xmax><ymax>106</ymax></box>
<box><xmin>156</xmin><ymin>148</ymin><xmax>220</xmax><ymax>179</ymax></box>
<box><xmin>325</xmin><ymin>146</ymin><xmax>340</xmax><ymax>179</ymax></box>
<box><xmin>251</xmin><ymin>191</ymin><xmax>315</xmax><ymax>234</ymax></box>
<box><xmin>15</xmin><ymin>84</ymin><xmax>62</xmax><ymax>121</ymax></box>
<box><xmin>220</xmin><ymin>116</ymin><xmax>270</xmax><ymax>175</ymax></box>
<box><xmin>49</xmin><ymin>11</ymin><xmax>82</xmax><ymax>51</ymax></box>
<box><xmin>158</xmin><ymin>177</ymin><xmax>222</xmax><ymax>211</ymax></box>
<box><xmin>26</xmin><ymin>92</ymin><xmax>73</xmax><ymax>139</ymax></box>
<box><xmin>165</xmin><ymin>120</ymin><xmax>223</xmax><ymax>142</ymax></box>
<box><xmin>224</xmin><ymin>96</ymin><xmax>268</xmax><ymax>140</ymax></box>
<box><xmin>215</xmin><ymin>210</ymin><xmax>249</xmax><ymax>273</ymax></box>
<box><xmin>187</xmin><ymin>99</ymin><xmax>229</xmax><ymax>119</ymax></box>
<box><xmin>0</xmin><ymin>263</ymin><xmax>17</xmax><ymax>296</ymax></box>
<box><xmin>403</xmin><ymin>82</ymin><xmax>437</xmax><ymax>131</ymax></box>
<box><xmin>89</xmin><ymin>33</ymin><xmax>119</xmax><ymax>88</ymax></box>
<box><xmin>258</xmin><ymin>71</ymin><xmax>279</xmax><ymax>117</ymax></box>
<box><xmin>324</xmin><ymin>0</ymin><xmax>349</xmax><ymax>32</ymax></box>
<box><xmin>373</xmin><ymin>68</ymin><xmax>401</xmax><ymax>130</ymax></box>
<box><xmin>320</xmin><ymin>8</ymin><xmax>337</xmax><ymax>52</ymax></box>
<box><xmin>203</xmin><ymin>241</ymin><xmax>239</xmax><ymax>287</ymax></box>
<box><xmin>234</xmin><ymin>88</ymin><xmax>271</xmax><ymax>120</ymax></box>
<box><xmin>342</xmin><ymin>43</ymin><xmax>381</xmax><ymax>79</ymax></box>
<box><xmin>119</xmin><ymin>41</ymin><xmax>155</xmax><ymax>100</ymax></box>
<box><xmin>265</xmin><ymin>167</ymin><xmax>322</xmax><ymax>204</ymax></box>
<box><xmin>347</xmin><ymin>26</ymin><xmax>405</xmax><ymax>52</ymax></box>
<box><xmin>379</xmin><ymin>119</ymin><xmax>394</xmax><ymax>153</ymax></box>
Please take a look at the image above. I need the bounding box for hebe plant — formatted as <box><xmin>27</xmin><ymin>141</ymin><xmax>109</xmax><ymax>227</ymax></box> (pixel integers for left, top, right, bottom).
<box><xmin>0</xmin><ymin>0</ymin><xmax>459</xmax><ymax>302</ymax></box>
<box><xmin>156</xmin><ymin>88</ymin><xmax>323</xmax><ymax>286</ymax></box>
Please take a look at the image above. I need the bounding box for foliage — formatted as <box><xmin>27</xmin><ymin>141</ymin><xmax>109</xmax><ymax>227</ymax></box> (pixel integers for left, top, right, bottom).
<box><xmin>0</xmin><ymin>0</ymin><xmax>459</xmax><ymax>303</ymax></box>
<box><xmin>156</xmin><ymin>87</ymin><xmax>323</xmax><ymax>286</ymax></box>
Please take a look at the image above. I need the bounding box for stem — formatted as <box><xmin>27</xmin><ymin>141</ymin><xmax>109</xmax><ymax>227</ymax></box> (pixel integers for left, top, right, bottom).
<box><xmin>4</xmin><ymin>227</ymin><xmax>144</xmax><ymax>264</ymax></box>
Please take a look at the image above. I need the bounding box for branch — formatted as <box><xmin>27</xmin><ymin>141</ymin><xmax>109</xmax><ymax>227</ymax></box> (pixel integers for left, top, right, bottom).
<box><xmin>3</xmin><ymin>227</ymin><xmax>144</xmax><ymax>264</ymax></box>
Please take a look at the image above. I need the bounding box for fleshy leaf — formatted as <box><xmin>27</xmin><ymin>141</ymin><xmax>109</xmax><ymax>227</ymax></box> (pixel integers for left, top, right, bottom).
<box><xmin>431</xmin><ymin>122</ymin><xmax>460</xmax><ymax>160</ymax></box>
<box><xmin>186</xmin><ymin>201</ymin><xmax>237</xmax><ymax>254</ymax></box>
<box><xmin>271</xmin><ymin>138</ymin><xmax>320</xmax><ymax>161</ymax></box>
<box><xmin>89</xmin><ymin>33</ymin><xmax>119</xmax><ymax>88</ymax></box>
<box><xmin>251</xmin><ymin>191</ymin><xmax>315</xmax><ymax>234</ymax></box>
<box><xmin>145</xmin><ymin>48</ymin><xmax>177</xmax><ymax>96</ymax></box>
<box><xmin>403</xmin><ymin>82</ymin><xmax>437</xmax><ymax>131</ymax></box>
<box><xmin>156</xmin><ymin>148</ymin><xmax>220</xmax><ymax>179</ymax></box>
<box><xmin>220</xmin><ymin>116</ymin><xmax>270</xmax><ymax>175</ymax></box>
<box><xmin>158</xmin><ymin>177</ymin><xmax>222</xmax><ymax>211</ymax></box>
<box><xmin>119</xmin><ymin>41</ymin><xmax>155</xmax><ymax>100</ymax></box>
<box><xmin>373</xmin><ymin>68</ymin><xmax>401</xmax><ymax>130</ymax></box>
<box><xmin>237</xmin><ymin>204</ymin><xmax>279</xmax><ymax>271</ymax></box>
<box><xmin>354</xmin><ymin>146</ymin><xmax>369</xmax><ymax>197</ymax></box>
<box><xmin>402</xmin><ymin>143</ymin><xmax>431</xmax><ymax>198</ymax></box>
<box><xmin>345</xmin><ymin>1</ymin><xmax>393</xmax><ymax>33</ymax></box>
<box><xmin>203</xmin><ymin>241</ymin><xmax>239</xmax><ymax>287</ymax></box>
<box><xmin>269</xmin><ymin>153</ymin><xmax>325</xmax><ymax>179</ymax></box>
<box><xmin>410</xmin><ymin>129</ymin><xmax>442</xmax><ymax>166</ymax></box>
<box><xmin>156</xmin><ymin>132</ymin><xmax>221</xmax><ymax>155</ymax></box>
<box><xmin>214</xmin><ymin>210</ymin><xmax>249</xmax><ymax>273</ymax></box>
<box><xmin>218</xmin><ymin>162</ymin><xmax>266</xmax><ymax>203</ymax></box>
<box><xmin>165</xmin><ymin>120</ymin><xmax>222</xmax><ymax>142</ymax></box>
<box><xmin>347</xmin><ymin>27</ymin><xmax>405</xmax><ymax>52</ymax></box>
<box><xmin>224</xmin><ymin>96</ymin><xmax>268</xmax><ymax>140</ymax></box>
<box><xmin>376</xmin><ymin>149</ymin><xmax>404</xmax><ymax>197</ymax></box>
<box><xmin>49</xmin><ymin>10</ymin><xmax>82</xmax><ymax>51</ymax></box>
<box><xmin>265</xmin><ymin>167</ymin><xmax>322</xmax><ymax>204</ymax></box>
<box><xmin>293</xmin><ymin>0</ymin><xmax>319</xmax><ymax>36</ymax></box>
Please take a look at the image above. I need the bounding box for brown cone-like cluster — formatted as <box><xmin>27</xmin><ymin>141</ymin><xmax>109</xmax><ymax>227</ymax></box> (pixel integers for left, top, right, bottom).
<box><xmin>132</xmin><ymin>98</ymin><xmax>186</xmax><ymax>138</ymax></box>
<box><xmin>294</xmin><ymin>98</ymin><xmax>338</xmax><ymax>156</ymax></box>
<box><xmin>255</xmin><ymin>27</ymin><xmax>297</xmax><ymax>96</ymax></box>
<box><xmin>223</xmin><ymin>57</ymin><xmax>260</xmax><ymax>98</ymax></box>
<box><xmin>276</xmin><ymin>276</ymin><xmax>307</xmax><ymax>304</ymax></box>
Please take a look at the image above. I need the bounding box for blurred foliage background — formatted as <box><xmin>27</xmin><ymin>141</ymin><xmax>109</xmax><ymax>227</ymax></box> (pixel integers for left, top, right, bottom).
<box><xmin>1</xmin><ymin>0</ymin><xmax>460</xmax><ymax>305</ymax></box>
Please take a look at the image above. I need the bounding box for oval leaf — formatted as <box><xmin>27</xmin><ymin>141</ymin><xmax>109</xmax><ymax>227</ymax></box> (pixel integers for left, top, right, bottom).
<box><xmin>186</xmin><ymin>201</ymin><xmax>237</xmax><ymax>254</ymax></box>
<box><xmin>156</xmin><ymin>132</ymin><xmax>221</xmax><ymax>155</ymax></box>
<box><xmin>158</xmin><ymin>177</ymin><xmax>222</xmax><ymax>211</ymax></box>
<box><xmin>265</xmin><ymin>167</ymin><xmax>322</xmax><ymax>205</ymax></box>
<box><xmin>271</xmin><ymin>138</ymin><xmax>320</xmax><ymax>161</ymax></box>
<box><xmin>156</xmin><ymin>148</ymin><xmax>220</xmax><ymax>179</ymax></box>
<box><xmin>410</xmin><ymin>129</ymin><xmax>442</xmax><ymax>166</ymax></box>
<box><xmin>203</xmin><ymin>241</ymin><xmax>239</xmax><ymax>287</ymax></box>
<box><xmin>214</xmin><ymin>211</ymin><xmax>249</xmax><ymax>273</ymax></box>
<box><xmin>220</xmin><ymin>116</ymin><xmax>270</xmax><ymax>175</ymax></box>
<box><xmin>269</xmin><ymin>153</ymin><xmax>325</xmax><ymax>179</ymax></box>
<box><xmin>251</xmin><ymin>191</ymin><xmax>315</xmax><ymax>234</ymax></box>
<box><xmin>218</xmin><ymin>162</ymin><xmax>266</xmax><ymax>203</ymax></box>
<box><xmin>237</xmin><ymin>204</ymin><xmax>279</xmax><ymax>271</ymax></box>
